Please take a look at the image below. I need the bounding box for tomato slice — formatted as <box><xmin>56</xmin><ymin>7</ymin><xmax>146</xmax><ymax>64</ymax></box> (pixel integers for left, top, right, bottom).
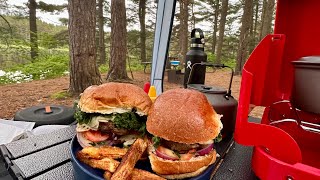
<box><xmin>83</xmin><ymin>130</ymin><xmax>109</xmax><ymax>142</ymax></box>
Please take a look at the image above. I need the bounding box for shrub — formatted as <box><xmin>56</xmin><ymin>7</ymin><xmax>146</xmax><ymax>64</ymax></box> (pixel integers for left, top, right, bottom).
<box><xmin>0</xmin><ymin>51</ymin><xmax>69</xmax><ymax>84</ymax></box>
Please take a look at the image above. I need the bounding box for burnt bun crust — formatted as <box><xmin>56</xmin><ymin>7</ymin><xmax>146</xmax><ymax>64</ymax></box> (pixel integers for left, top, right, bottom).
<box><xmin>148</xmin><ymin>148</ymin><xmax>216</xmax><ymax>177</ymax></box>
<box><xmin>78</xmin><ymin>82</ymin><xmax>152</xmax><ymax>115</ymax></box>
<box><xmin>146</xmin><ymin>88</ymin><xmax>222</xmax><ymax>144</ymax></box>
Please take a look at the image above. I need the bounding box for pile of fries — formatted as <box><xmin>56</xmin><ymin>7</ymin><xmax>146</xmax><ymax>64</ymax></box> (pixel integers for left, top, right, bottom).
<box><xmin>76</xmin><ymin>138</ymin><xmax>165</xmax><ymax>180</ymax></box>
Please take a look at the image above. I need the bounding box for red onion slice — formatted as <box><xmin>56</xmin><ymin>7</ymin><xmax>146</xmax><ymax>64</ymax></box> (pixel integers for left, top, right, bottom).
<box><xmin>197</xmin><ymin>143</ymin><xmax>214</xmax><ymax>156</ymax></box>
<box><xmin>77</xmin><ymin>132</ymin><xmax>93</xmax><ymax>148</ymax></box>
<box><xmin>155</xmin><ymin>149</ymin><xmax>179</xmax><ymax>160</ymax></box>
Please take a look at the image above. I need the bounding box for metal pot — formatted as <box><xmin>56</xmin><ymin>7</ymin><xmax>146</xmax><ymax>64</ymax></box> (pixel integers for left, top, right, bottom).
<box><xmin>292</xmin><ymin>56</ymin><xmax>320</xmax><ymax>114</ymax></box>
<box><xmin>187</xmin><ymin>63</ymin><xmax>238</xmax><ymax>137</ymax></box>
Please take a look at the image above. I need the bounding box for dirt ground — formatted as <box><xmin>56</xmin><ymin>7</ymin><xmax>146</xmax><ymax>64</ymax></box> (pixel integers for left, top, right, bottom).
<box><xmin>0</xmin><ymin>70</ymin><xmax>264</xmax><ymax>119</ymax></box>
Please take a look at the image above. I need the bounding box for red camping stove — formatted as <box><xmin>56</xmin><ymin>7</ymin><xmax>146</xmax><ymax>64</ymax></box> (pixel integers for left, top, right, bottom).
<box><xmin>234</xmin><ymin>0</ymin><xmax>320</xmax><ymax>179</ymax></box>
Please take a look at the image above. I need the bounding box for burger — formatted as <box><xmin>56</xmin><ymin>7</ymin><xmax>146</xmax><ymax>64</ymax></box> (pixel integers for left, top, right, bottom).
<box><xmin>74</xmin><ymin>82</ymin><xmax>152</xmax><ymax>148</ymax></box>
<box><xmin>146</xmin><ymin>88</ymin><xmax>223</xmax><ymax>179</ymax></box>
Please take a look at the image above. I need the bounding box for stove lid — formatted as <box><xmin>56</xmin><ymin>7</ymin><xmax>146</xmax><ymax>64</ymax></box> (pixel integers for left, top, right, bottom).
<box><xmin>187</xmin><ymin>84</ymin><xmax>227</xmax><ymax>94</ymax></box>
<box><xmin>292</xmin><ymin>56</ymin><xmax>320</xmax><ymax>66</ymax></box>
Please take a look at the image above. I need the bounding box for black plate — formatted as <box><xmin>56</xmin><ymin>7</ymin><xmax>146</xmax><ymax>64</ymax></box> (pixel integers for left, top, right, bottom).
<box><xmin>70</xmin><ymin>135</ymin><xmax>230</xmax><ymax>180</ymax></box>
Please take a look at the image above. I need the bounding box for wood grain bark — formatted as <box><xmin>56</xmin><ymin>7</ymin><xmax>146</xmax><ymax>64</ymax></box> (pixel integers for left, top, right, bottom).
<box><xmin>68</xmin><ymin>0</ymin><xmax>101</xmax><ymax>94</ymax></box>
<box><xmin>179</xmin><ymin>0</ymin><xmax>189</xmax><ymax>64</ymax></box>
<box><xmin>215</xmin><ymin>0</ymin><xmax>228</xmax><ymax>64</ymax></box>
<box><xmin>98</xmin><ymin>0</ymin><xmax>106</xmax><ymax>65</ymax></box>
<box><xmin>139</xmin><ymin>0</ymin><xmax>147</xmax><ymax>63</ymax></box>
<box><xmin>28</xmin><ymin>0</ymin><xmax>38</xmax><ymax>60</ymax></box>
<box><xmin>235</xmin><ymin>0</ymin><xmax>253</xmax><ymax>74</ymax></box>
<box><xmin>107</xmin><ymin>0</ymin><xmax>129</xmax><ymax>81</ymax></box>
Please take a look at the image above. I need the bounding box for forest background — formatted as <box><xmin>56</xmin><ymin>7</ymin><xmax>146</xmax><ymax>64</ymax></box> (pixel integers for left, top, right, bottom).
<box><xmin>0</xmin><ymin>0</ymin><xmax>275</xmax><ymax>85</ymax></box>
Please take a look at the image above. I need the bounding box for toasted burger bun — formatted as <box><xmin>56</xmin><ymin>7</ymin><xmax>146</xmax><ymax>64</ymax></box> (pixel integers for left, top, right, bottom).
<box><xmin>148</xmin><ymin>148</ymin><xmax>216</xmax><ymax>178</ymax></box>
<box><xmin>78</xmin><ymin>82</ymin><xmax>152</xmax><ymax>115</ymax></box>
<box><xmin>146</xmin><ymin>88</ymin><xmax>222</xmax><ymax>144</ymax></box>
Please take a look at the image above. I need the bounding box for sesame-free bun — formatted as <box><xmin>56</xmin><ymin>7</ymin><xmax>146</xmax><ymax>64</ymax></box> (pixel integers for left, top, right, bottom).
<box><xmin>148</xmin><ymin>147</ymin><xmax>217</xmax><ymax>179</ymax></box>
<box><xmin>146</xmin><ymin>88</ymin><xmax>222</xmax><ymax>144</ymax></box>
<box><xmin>78</xmin><ymin>82</ymin><xmax>152</xmax><ymax>115</ymax></box>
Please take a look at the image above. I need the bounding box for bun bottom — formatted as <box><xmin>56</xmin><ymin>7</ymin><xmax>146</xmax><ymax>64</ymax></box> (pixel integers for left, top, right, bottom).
<box><xmin>148</xmin><ymin>148</ymin><xmax>217</xmax><ymax>179</ymax></box>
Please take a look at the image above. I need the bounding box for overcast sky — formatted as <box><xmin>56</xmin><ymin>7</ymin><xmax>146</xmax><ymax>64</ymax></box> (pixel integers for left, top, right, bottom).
<box><xmin>8</xmin><ymin>0</ymin><xmax>68</xmax><ymax>25</ymax></box>
<box><xmin>6</xmin><ymin>0</ymin><xmax>238</xmax><ymax>33</ymax></box>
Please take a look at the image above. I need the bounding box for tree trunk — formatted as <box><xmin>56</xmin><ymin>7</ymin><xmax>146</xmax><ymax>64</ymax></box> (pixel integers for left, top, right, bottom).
<box><xmin>179</xmin><ymin>0</ymin><xmax>189</xmax><ymax>64</ymax></box>
<box><xmin>215</xmin><ymin>0</ymin><xmax>228</xmax><ymax>64</ymax></box>
<box><xmin>68</xmin><ymin>0</ymin><xmax>101</xmax><ymax>94</ymax></box>
<box><xmin>139</xmin><ymin>0</ymin><xmax>147</xmax><ymax>63</ymax></box>
<box><xmin>253</xmin><ymin>0</ymin><xmax>259</xmax><ymax>37</ymax></box>
<box><xmin>98</xmin><ymin>0</ymin><xmax>106</xmax><ymax>65</ymax></box>
<box><xmin>235</xmin><ymin>0</ymin><xmax>253</xmax><ymax>75</ymax></box>
<box><xmin>28</xmin><ymin>0</ymin><xmax>38</xmax><ymax>60</ymax></box>
<box><xmin>259</xmin><ymin>0</ymin><xmax>275</xmax><ymax>40</ymax></box>
<box><xmin>260</xmin><ymin>0</ymin><xmax>267</xmax><ymax>39</ymax></box>
<box><xmin>212</xmin><ymin>0</ymin><xmax>220</xmax><ymax>54</ymax></box>
<box><xmin>107</xmin><ymin>0</ymin><xmax>129</xmax><ymax>81</ymax></box>
<box><xmin>248</xmin><ymin>0</ymin><xmax>259</xmax><ymax>54</ymax></box>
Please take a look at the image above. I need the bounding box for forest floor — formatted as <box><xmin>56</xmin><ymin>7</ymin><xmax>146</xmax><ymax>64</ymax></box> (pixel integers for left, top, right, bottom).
<box><xmin>0</xmin><ymin>70</ymin><xmax>264</xmax><ymax>119</ymax></box>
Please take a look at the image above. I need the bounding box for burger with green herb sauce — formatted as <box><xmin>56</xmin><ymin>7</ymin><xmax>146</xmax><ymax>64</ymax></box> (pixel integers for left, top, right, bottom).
<box><xmin>75</xmin><ymin>82</ymin><xmax>152</xmax><ymax>148</ymax></box>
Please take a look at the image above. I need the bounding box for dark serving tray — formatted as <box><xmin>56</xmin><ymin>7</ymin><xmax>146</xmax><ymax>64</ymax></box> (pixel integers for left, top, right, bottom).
<box><xmin>70</xmin><ymin>134</ymin><xmax>233</xmax><ymax>180</ymax></box>
<box><xmin>0</xmin><ymin>118</ymin><xmax>260</xmax><ymax>180</ymax></box>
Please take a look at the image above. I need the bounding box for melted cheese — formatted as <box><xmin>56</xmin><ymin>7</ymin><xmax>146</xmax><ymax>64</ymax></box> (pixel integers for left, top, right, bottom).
<box><xmin>76</xmin><ymin>115</ymin><xmax>113</xmax><ymax>132</ymax></box>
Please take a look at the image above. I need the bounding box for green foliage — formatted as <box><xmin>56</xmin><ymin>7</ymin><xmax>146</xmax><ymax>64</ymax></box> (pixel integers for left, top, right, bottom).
<box><xmin>0</xmin><ymin>50</ymin><xmax>69</xmax><ymax>85</ymax></box>
<box><xmin>99</xmin><ymin>64</ymin><xmax>109</xmax><ymax>73</ymax></box>
<box><xmin>206</xmin><ymin>52</ymin><xmax>236</xmax><ymax>69</ymax></box>
<box><xmin>223</xmin><ymin>59</ymin><xmax>236</xmax><ymax>69</ymax></box>
<box><xmin>37</xmin><ymin>1</ymin><xmax>66</xmax><ymax>13</ymax></box>
<box><xmin>10</xmin><ymin>51</ymin><xmax>68</xmax><ymax>79</ymax></box>
<box><xmin>207</xmin><ymin>52</ymin><xmax>216</xmax><ymax>63</ymax></box>
<box><xmin>50</xmin><ymin>90</ymin><xmax>71</xmax><ymax>100</ymax></box>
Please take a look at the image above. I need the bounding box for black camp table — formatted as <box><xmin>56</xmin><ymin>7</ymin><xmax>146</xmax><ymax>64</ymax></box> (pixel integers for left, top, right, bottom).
<box><xmin>0</xmin><ymin>117</ymin><xmax>259</xmax><ymax>180</ymax></box>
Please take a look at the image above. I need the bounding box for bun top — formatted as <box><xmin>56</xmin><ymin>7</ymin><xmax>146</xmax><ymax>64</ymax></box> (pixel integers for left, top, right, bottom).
<box><xmin>146</xmin><ymin>88</ymin><xmax>222</xmax><ymax>144</ymax></box>
<box><xmin>78</xmin><ymin>82</ymin><xmax>152</xmax><ymax>115</ymax></box>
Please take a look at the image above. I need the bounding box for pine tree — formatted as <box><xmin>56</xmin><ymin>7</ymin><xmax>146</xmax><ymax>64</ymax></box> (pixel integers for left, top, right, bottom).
<box><xmin>68</xmin><ymin>0</ymin><xmax>101</xmax><ymax>94</ymax></box>
<box><xmin>107</xmin><ymin>0</ymin><xmax>130</xmax><ymax>81</ymax></box>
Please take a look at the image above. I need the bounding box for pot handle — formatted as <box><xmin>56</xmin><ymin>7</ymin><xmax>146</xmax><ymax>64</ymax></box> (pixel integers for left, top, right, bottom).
<box><xmin>186</xmin><ymin>62</ymin><xmax>234</xmax><ymax>97</ymax></box>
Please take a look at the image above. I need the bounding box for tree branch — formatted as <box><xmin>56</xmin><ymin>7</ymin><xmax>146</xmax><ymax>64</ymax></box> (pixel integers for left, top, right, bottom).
<box><xmin>0</xmin><ymin>14</ymin><xmax>13</xmax><ymax>50</ymax></box>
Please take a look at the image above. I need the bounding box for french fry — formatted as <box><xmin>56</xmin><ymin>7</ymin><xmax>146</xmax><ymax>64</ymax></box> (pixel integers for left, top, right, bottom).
<box><xmin>77</xmin><ymin>151</ymin><xmax>120</xmax><ymax>172</ymax></box>
<box><xmin>110</xmin><ymin>138</ymin><xmax>148</xmax><ymax>180</ymax></box>
<box><xmin>103</xmin><ymin>168</ymin><xmax>165</xmax><ymax>180</ymax></box>
<box><xmin>77</xmin><ymin>138</ymin><xmax>164</xmax><ymax>180</ymax></box>
<box><xmin>81</xmin><ymin>146</ymin><xmax>128</xmax><ymax>159</ymax></box>
<box><xmin>103</xmin><ymin>171</ymin><xmax>112</xmax><ymax>180</ymax></box>
<box><xmin>130</xmin><ymin>169</ymin><xmax>166</xmax><ymax>180</ymax></box>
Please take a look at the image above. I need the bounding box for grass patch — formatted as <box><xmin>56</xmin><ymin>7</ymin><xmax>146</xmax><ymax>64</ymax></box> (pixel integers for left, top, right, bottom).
<box><xmin>50</xmin><ymin>90</ymin><xmax>72</xmax><ymax>100</ymax></box>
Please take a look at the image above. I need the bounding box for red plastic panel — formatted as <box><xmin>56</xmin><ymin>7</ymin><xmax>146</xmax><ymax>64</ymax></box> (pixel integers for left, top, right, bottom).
<box><xmin>274</xmin><ymin>0</ymin><xmax>320</xmax><ymax>101</ymax></box>
<box><xmin>252</xmin><ymin>147</ymin><xmax>320</xmax><ymax>180</ymax></box>
<box><xmin>235</xmin><ymin>66</ymin><xmax>302</xmax><ymax>164</ymax></box>
<box><xmin>235</xmin><ymin>0</ymin><xmax>320</xmax><ymax>178</ymax></box>
<box><xmin>243</xmin><ymin>34</ymin><xmax>286</xmax><ymax>106</ymax></box>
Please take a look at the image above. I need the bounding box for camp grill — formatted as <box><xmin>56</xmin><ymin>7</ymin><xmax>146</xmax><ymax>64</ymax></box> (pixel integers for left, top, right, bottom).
<box><xmin>235</xmin><ymin>0</ymin><xmax>320</xmax><ymax>179</ymax></box>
